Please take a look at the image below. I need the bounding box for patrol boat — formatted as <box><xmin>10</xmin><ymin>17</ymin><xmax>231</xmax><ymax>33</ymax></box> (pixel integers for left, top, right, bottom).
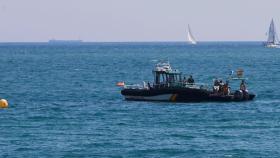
<box><xmin>120</xmin><ymin>61</ymin><xmax>255</xmax><ymax>102</ymax></box>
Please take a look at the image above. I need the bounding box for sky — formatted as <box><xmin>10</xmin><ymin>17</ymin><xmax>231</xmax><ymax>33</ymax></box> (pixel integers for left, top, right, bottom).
<box><xmin>0</xmin><ymin>0</ymin><xmax>279</xmax><ymax>42</ymax></box>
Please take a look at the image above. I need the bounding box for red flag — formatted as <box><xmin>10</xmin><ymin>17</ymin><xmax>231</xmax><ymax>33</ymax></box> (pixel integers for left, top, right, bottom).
<box><xmin>116</xmin><ymin>81</ymin><xmax>125</xmax><ymax>87</ymax></box>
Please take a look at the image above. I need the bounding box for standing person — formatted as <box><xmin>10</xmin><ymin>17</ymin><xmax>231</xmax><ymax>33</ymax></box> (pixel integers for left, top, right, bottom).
<box><xmin>240</xmin><ymin>80</ymin><xmax>246</xmax><ymax>91</ymax></box>
<box><xmin>183</xmin><ymin>77</ymin><xmax>187</xmax><ymax>84</ymax></box>
<box><xmin>147</xmin><ymin>82</ymin><xmax>151</xmax><ymax>89</ymax></box>
<box><xmin>187</xmin><ymin>75</ymin><xmax>195</xmax><ymax>85</ymax></box>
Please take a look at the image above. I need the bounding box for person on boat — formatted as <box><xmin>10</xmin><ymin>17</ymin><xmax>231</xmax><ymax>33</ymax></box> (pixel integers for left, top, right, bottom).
<box><xmin>213</xmin><ymin>78</ymin><xmax>220</xmax><ymax>92</ymax></box>
<box><xmin>147</xmin><ymin>82</ymin><xmax>152</xmax><ymax>89</ymax></box>
<box><xmin>183</xmin><ymin>77</ymin><xmax>187</xmax><ymax>84</ymax></box>
<box><xmin>223</xmin><ymin>81</ymin><xmax>230</xmax><ymax>95</ymax></box>
<box><xmin>218</xmin><ymin>80</ymin><xmax>224</xmax><ymax>93</ymax></box>
<box><xmin>240</xmin><ymin>80</ymin><xmax>247</xmax><ymax>91</ymax></box>
<box><xmin>239</xmin><ymin>80</ymin><xmax>249</xmax><ymax>99</ymax></box>
<box><xmin>187</xmin><ymin>75</ymin><xmax>195</xmax><ymax>85</ymax></box>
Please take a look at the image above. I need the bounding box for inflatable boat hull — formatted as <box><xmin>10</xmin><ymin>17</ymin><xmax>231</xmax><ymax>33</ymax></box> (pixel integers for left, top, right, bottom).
<box><xmin>121</xmin><ymin>88</ymin><xmax>255</xmax><ymax>102</ymax></box>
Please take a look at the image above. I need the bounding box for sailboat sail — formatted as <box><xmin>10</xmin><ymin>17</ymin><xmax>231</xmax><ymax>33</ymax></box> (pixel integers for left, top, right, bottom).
<box><xmin>267</xmin><ymin>19</ymin><xmax>279</xmax><ymax>44</ymax></box>
<box><xmin>265</xmin><ymin>19</ymin><xmax>280</xmax><ymax>48</ymax></box>
<box><xmin>187</xmin><ymin>25</ymin><xmax>197</xmax><ymax>44</ymax></box>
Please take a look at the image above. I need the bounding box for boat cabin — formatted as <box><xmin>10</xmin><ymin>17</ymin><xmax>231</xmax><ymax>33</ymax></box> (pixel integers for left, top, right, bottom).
<box><xmin>152</xmin><ymin>62</ymin><xmax>182</xmax><ymax>88</ymax></box>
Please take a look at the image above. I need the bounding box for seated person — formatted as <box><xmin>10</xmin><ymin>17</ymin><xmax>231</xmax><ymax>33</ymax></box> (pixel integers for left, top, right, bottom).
<box><xmin>223</xmin><ymin>81</ymin><xmax>230</xmax><ymax>95</ymax></box>
<box><xmin>187</xmin><ymin>75</ymin><xmax>195</xmax><ymax>85</ymax></box>
<box><xmin>218</xmin><ymin>80</ymin><xmax>224</xmax><ymax>93</ymax></box>
<box><xmin>213</xmin><ymin>78</ymin><xmax>220</xmax><ymax>92</ymax></box>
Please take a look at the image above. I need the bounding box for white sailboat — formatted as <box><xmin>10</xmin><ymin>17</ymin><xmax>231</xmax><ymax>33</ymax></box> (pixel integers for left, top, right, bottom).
<box><xmin>187</xmin><ymin>25</ymin><xmax>197</xmax><ymax>45</ymax></box>
<box><xmin>265</xmin><ymin>19</ymin><xmax>280</xmax><ymax>48</ymax></box>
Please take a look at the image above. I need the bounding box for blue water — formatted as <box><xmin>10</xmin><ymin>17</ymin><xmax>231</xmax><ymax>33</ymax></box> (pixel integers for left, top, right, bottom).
<box><xmin>0</xmin><ymin>42</ymin><xmax>280</xmax><ymax>157</ymax></box>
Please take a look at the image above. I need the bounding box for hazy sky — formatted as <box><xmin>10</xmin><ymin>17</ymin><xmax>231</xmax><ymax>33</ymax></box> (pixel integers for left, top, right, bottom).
<box><xmin>0</xmin><ymin>0</ymin><xmax>279</xmax><ymax>42</ymax></box>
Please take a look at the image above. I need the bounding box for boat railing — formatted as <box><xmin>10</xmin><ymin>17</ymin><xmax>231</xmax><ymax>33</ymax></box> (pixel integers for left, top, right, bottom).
<box><xmin>184</xmin><ymin>82</ymin><xmax>210</xmax><ymax>90</ymax></box>
<box><xmin>123</xmin><ymin>82</ymin><xmax>211</xmax><ymax>90</ymax></box>
<box><xmin>124</xmin><ymin>84</ymin><xmax>147</xmax><ymax>90</ymax></box>
<box><xmin>154</xmin><ymin>82</ymin><xmax>210</xmax><ymax>90</ymax></box>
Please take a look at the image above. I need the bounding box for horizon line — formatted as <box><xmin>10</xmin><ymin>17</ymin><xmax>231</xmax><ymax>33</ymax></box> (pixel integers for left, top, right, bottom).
<box><xmin>0</xmin><ymin>40</ymin><xmax>266</xmax><ymax>43</ymax></box>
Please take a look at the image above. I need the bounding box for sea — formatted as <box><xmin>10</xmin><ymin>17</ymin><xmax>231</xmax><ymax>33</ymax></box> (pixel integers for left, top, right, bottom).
<box><xmin>0</xmin><ymin>42</ymin><xmax>280</xmax><ymax>157</ymax></box>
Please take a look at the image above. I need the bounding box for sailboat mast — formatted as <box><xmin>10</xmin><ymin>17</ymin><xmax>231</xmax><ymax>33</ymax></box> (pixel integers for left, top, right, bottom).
<box><xmin>272</xmin><ymin>20</ymin><xmax>276</xmax><ymax>43</ymax></box>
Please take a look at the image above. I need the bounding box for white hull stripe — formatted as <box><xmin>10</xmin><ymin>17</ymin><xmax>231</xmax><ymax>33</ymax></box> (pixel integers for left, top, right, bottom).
<box><xmin>125</xmin><ymin>94</ymin><xmax>179</xmax><ymax>101</ymax></box>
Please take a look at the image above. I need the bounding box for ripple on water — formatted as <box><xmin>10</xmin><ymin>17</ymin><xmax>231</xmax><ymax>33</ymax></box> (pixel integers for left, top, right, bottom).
<box><xmin>0</xmin><ymin>42</ymin><xmax>280</xmax><ymax>157</ymax></box>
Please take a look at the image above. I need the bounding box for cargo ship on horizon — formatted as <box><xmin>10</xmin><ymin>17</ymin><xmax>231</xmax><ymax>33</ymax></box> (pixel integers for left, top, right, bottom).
<box><xmin>48</xmin><ymin>39</ymin><xmax>83</xmax><ymax>44</ymax></box>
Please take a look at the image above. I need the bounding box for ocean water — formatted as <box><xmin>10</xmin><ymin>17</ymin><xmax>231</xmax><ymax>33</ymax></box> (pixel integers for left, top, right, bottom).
<box><xmin>0</xmin><ymin>42</ymin><xmax>280</xmax><ymax>157</ymax></box>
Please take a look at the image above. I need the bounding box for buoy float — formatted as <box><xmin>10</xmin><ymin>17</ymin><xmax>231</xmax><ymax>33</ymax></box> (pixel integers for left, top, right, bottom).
<box><xmin>0</xmin><ymin>99</ymin><xmax>8</xmax><ymax>108</ymax></box>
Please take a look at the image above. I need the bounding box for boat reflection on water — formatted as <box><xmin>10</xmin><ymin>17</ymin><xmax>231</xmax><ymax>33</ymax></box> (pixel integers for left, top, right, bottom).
<box><xmin>119</xmin><ymin>61</ymin><xmax>255</xmax><ymax>102</ymax></box>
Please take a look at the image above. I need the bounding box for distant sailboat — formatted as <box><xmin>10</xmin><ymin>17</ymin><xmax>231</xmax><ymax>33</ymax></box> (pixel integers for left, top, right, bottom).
<box><xmin>187</xmin><ymin>25</ymin><xmax>197</xmax><ymax>45</ymax></box>
<box><xmin>265</xmin><ymin>19</ymin><xmax>280</xmax><ymax>48</ymax></box>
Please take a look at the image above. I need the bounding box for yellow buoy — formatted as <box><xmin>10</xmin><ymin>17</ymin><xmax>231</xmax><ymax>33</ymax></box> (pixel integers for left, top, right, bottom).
<box><xmin>0</xmin><ymin>99</ymin><xmax>8</xmax><ymax>108</ymax></box>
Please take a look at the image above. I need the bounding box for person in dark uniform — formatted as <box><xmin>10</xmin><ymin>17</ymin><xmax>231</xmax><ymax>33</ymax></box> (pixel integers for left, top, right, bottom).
<box><xmin>187</xmin><ymin>75</ymin><xmax>195</xmax><ymax>85</ymax></box>
<box><xmin>240</xmin><ymin>80</ymin><xmax>246</xmax><ymax>91</ymax></box>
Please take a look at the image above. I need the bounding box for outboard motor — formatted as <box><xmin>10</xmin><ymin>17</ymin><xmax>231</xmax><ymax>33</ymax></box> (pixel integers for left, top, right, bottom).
<box><xmin>243</xmin><ymin>90</ymin><xmax>250</xmax><ymax>100</ymax></box>
<box><xmin>234</xmin><ymin>90</ymin><xmax>250</xmax><ymax>101</ymax></box>
<box><xmin>234</xmin><ymin>90</ymin><xmax>243</xmax><ymax>100</ymax></box>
